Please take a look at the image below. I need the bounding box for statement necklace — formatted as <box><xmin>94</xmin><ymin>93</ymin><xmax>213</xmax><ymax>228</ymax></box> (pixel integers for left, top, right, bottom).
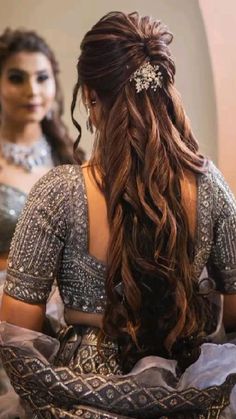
<box><xmin>0</xmin><ymin>136</ymin><xmax>53</xmax><ymax>172</ymax></box>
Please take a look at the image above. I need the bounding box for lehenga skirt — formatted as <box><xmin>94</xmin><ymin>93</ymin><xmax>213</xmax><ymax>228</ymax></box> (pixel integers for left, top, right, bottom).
<box><xmin>0</xmin><ymin>270</ymin><xmax>26</xmax><ymax>419</ymax></box>
<box><xmin>1</xmin><ymin>321</ymin><xmax>236</xmax><ymax>419</ymax></box>
<box><xmin>0</xmin><ymin>277</ymin><xmax>66</xmax><ymax>419</ymax></box>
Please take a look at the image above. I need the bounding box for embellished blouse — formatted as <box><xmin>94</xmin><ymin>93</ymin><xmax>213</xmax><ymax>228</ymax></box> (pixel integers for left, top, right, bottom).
<box><xmin>3</xmin><ymin>162</ymin><xmax>236</xmax><ymax>314</ymax></box>
<box><xmin>0</xmin><ymin>184</ymin><xmax>27</xmax><ymax>253</ymax></box>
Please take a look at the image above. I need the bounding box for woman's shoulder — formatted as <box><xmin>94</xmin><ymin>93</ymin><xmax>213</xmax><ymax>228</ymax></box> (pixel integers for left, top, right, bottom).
<box><xmin>46</xmin><ymin>163</ymin><xmax>82</xmax><ymax>180</ymax></box>
<box><xmin>27</xmin><ymin>164</ymin><xmax>83</xmax><ymax>205</ymax></box>
<box><xmin>206</xmin><ymin>161</ymin><xmax>234</xmax><ymax>197</ymax></box>
<box><xmin>34</xmin><ymin>163</ymin><xmax>82</xmax><ymax>188</ymax></box>
<box><xmin>200</xmin><ymin>160</ymin><xmax>236</xmax><ymax>219</ymax></box>
<box><xmin>200</xmin><ymin>160</ymin><xmax>232</xmax><ymax>194</ymax></box>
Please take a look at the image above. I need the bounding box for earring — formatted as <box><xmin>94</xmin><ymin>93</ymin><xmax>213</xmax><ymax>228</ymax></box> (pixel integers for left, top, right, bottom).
<box><xmin>45</xmin><ymin>109</ymin><xmax>53</xmax><ymax>120</ymax></box>
<box><xmin>86</xmin><ymin>103</ymin><xmax>94</xmax><ymax>134</ymax></box>
<box><xmin>86</xmin><ymin>99</ymin><xmax>96</xmax><ymax>134</ymax></box>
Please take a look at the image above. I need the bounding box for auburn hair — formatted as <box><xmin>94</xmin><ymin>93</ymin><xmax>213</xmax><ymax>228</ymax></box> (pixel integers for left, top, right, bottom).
<box><xmin>72</xmin><ymin>11</ymin><xmax>212</xmax><ymax>372</ymax></box>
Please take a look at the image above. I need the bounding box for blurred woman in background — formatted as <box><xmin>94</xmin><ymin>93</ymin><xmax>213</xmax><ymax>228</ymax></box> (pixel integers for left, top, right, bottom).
<box><xmin>0</xmin><ymin>27</ymin><xmax>83</xmax><ymax>418</ymax></box>
<box><xmin>0</xmin><ymin>27</ymin><xmax>75</xmax><ymax>278</ymax></box>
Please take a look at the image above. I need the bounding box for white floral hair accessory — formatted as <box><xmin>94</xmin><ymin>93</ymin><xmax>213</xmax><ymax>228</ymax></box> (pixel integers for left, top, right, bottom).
<box><xmin>129</xmin><ymin>61</ymin><xmax>163</xmax><ymax>93</ymax></box>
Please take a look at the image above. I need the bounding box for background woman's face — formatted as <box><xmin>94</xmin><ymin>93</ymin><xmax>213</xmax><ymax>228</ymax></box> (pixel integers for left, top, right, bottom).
<box><xmin>0</xmin><ymin>51</ymin><xmax>56</xmax><ymax>126</ymax></box>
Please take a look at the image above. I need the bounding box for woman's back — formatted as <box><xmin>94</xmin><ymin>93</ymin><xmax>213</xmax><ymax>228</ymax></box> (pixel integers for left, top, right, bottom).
<box><xmin>67</xmin><ymin>164</ymin><xmax>197</xmax><ymax>328</ymax></box>
<box><xmin>1</xmin><ymin>159</ymin><xmax>236</xmax><ymax>417</ymax></box>
<box><xmin>1</xmin><ymin>11</ymin><xmax>236</xmax><ymax>417</ymax></box>
<box><xmin>83</xmin><ymin>164</ymin><xmax>197</xmax><ymax>262</ymax></box>
<box><xmin>82</xmin><ymin>164</ymin><xmax>109</xmax><ymax>265</ymax></box>
<box><xmin>4</xmin><ymin>161</ymin><xmax>233</xmax><ymax>332</ymax></box>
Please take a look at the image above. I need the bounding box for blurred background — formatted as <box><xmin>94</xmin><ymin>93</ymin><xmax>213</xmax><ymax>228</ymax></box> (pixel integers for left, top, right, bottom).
<box><xmin>0</xmin><ymin>0</ymin><xmax>235</xmax><ymax>194</ymax></box>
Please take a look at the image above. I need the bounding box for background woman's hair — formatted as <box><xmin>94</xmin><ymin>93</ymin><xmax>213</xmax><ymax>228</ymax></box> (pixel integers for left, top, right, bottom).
<box><xmin>0</xmin><ymin>28</ymin><xmax>74</xmax><ymax>164</ymax></box>
<box><xmin>72</xmin><ymin>11</ymin><xmax>211</xmax><ymax>372</ymax></box>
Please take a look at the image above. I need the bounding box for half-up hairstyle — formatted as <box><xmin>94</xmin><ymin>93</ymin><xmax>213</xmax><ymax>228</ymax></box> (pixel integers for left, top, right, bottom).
<box><xmin>72</xmin><ymin>11</ymin><xmax>211</xmax><ymax>372</ymax></box>
<box><xmin>0</xmin><ymin>28</ymin><xmax>74</xmax><ymax>164</ymax></box>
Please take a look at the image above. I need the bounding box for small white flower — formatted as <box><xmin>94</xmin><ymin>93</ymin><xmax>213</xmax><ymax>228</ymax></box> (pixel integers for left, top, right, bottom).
<box><xmin>130</xmin><ymin>61</ymin><xmax>163</xmax><ymax>93</ymax></box>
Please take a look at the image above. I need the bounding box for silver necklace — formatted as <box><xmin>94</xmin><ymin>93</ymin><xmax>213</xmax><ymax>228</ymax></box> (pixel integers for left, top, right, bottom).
<box><xmin>0</xmin><ymin>136</ymin><xmax>53</xmax><ymax>172</ymax></box>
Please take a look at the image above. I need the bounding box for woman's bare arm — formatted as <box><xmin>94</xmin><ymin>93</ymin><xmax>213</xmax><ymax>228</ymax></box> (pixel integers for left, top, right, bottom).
<box><xmin>0</xmin><ymin>293</ymin><xmax>45</xmax><ymax>332</ymax></box>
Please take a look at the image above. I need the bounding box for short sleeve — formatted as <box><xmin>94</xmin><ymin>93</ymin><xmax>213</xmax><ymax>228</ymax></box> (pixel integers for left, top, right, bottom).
<box><xmin>207</xmin><ymin>163</ymin><xmax>236</xmax><ymax>293</ymax></box>
<box><xmin>4</xmin><ymin>165</ymin><xmax>72</xmax><ymax>304</ymax></box>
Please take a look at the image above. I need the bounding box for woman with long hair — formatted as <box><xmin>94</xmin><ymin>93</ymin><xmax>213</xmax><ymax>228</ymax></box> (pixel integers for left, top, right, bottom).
<box><xmin>0</xmin><ymin>12</ymin><xmax>236</xmax><ymax>418</ymax></box>
<box><xmin>0</xmin><ymin>27</ymin><xmax>75</xmax><ymax>274</ymax></box>
<box><xmin>0</xmin><ymin>27</ymin><xmax>81</xmax><ymax>417</ymax></box>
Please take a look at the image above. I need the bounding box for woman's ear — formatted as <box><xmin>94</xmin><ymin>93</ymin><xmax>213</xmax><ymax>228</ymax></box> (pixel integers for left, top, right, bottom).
<box><xmin>82</xmin><ymin>85</ymin><xmax>101</xmax><ymax>130</ymax></box>
<box><xmin>81</xmin><ymin>85</ymin><xmax>88</xmax><ymax>106</ymax></box>
<box><xmin>83</xmin><ymin>85</ymin><xmax>97</xmax><ymax>107</ymax></box>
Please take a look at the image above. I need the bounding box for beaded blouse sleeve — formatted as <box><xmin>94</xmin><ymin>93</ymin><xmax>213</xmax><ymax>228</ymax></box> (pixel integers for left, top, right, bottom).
<box><xmin>207</xmin><ymin>163</ymin><xmax>236</xmax><ymax>293</ymax></box>
<box><xmin>4</xmin><ymin>165</ymin><xmax>72</xmax><ymax>304</ymax></box>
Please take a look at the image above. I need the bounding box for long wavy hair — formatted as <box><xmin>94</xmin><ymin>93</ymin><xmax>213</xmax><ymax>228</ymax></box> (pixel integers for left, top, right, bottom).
<box><xmin>0</xmin><ymin>28</ymin><xmax>74</xmax><ymax>164</ymax></box>
<box><xmin>72</xmin><ymin>11</ymin><xmax>212</xmax><ymax>372</ymax></box>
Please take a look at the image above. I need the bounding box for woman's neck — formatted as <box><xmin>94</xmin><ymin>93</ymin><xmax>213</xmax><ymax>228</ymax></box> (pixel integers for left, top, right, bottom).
<box><xmin>0</xmin><ymin>121</ymin><xmax>43</xmax><ymax>146</ymax></box>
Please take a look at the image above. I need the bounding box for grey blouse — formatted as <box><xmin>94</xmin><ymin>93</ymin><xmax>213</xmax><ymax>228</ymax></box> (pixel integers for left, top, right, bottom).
<box><xmin>0</xmin><ymin>184</ymin><xmax>27</xmax><ymax>253</ymax></box>
<box><xmin>3</xmin><ymin>162</ymin><xmax>236</xmax><ymax>314</ymax></box>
